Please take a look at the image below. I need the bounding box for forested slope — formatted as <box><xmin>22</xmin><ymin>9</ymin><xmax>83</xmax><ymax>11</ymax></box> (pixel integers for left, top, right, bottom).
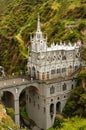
<box><xmin>0</xmin><ymin>0</ymin><xmax>86</xmax><ymax>75</ymax></box>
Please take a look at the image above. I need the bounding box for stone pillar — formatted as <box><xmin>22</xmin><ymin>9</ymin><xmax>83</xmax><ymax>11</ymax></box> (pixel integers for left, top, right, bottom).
<box><xmin>14</xmin><ymin>95</ymin><xmax>20</xmax><ymax>126</ymax></box>
<box><xmin>0</xmin><ymin>91</ymin><xmax>3</xmax><ymax>101</ymax></box>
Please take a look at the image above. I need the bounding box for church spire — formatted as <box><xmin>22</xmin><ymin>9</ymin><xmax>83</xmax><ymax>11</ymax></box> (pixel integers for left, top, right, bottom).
<box><xmin>37</xmin><ymin>15</ymin><xmax>41</xmax><ymax>32</ymax></box>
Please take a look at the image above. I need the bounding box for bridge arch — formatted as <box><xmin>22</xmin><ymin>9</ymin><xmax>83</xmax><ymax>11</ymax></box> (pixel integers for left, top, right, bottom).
<box><xmin>2</xmin><ymin>91</ymin><xmax>14</xmax><ymax>109</ymax></box>
<box><xmin>17</xmin><ymin>83</ymin><xmax>40</xmax><ymax>97</ymax></box>
<box><xmin>19</xmin><ymin>85</ymin><xmax>40</xmax><ymax>108</ymax></box>
<box><xmin>0</xmin><ymin>80</ymin><xmax>40</xmax><ymax>127</ymax></box>
<box><xmin>19</xmin><ymin>84</ymin><xmax>40</xmax><ymax>127</ymax></box>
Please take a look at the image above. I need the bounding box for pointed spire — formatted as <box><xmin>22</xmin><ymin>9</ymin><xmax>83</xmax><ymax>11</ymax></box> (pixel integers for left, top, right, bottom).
<box><xmin>37</xmin><ymin>15</ymin><xmax>41</xmax><ymax>32</ymax></box>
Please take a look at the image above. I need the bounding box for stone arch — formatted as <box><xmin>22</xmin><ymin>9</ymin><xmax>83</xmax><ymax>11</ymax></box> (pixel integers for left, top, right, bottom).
<box><xmin>56</xmin><ymin>102</ymin><xmax>61</xmax><ymax>114</ymax></box>
<box><xmin>19</xmin><ymin>85</ymin><xmax>40</xmax><ymax>127</ymax></box>
<box><xmin>1</xmin><ymin>91</ymin><xmax>15</xmax><ymax>121</ymax></box>
<box><xmin>1</xmin><ymin>82</ymin><xmax>40</xmax><ymax>127</ymax></box>
<box><xmin>28</xmin><ymin>86</ymin><xmax>39</xmax><ymax>94</ymax></box>
<box><xmin>1</xmin><ymin>91</ymin><xmax>14</xmax><ymax>108</ymax></box>
<box><xmin>19</xmin><ymin>85</ymin><xmax>40</xmax><ymax>105</ymax></box>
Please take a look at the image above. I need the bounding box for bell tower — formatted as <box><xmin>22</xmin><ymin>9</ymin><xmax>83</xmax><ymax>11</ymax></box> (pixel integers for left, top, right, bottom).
<box><xmin>30</xmin><ymin>16</ymin><xmax>47</xmax><ymax>52</ymax></box>
<box><xmin>28</xmin><ymin>16</ymin><xmax>47</xmax><ymax>80</ymax></box>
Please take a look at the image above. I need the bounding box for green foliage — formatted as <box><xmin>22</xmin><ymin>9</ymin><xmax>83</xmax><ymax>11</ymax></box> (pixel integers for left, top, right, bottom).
<box><xmin>2</xmin><ymin>116</ymin><xmax>19</xmax><ymax>130</ymax></box>
<box><xmin>48</xmin><ymin>116</ymin><xmax>86</xmax><ymax>130</ymax></box>
<box><xmin>62</xmin><ymin>86</ymin><xmax>86</xmax><ymax>117</ymax></box>
<box><xmin>20</xmin><ymin>106</ymin><xmax>28</xmax><ymax>119</ymax></box>
<box><xmin>78</xmin><ymin>21</ymin><xmax>86</xmax><ymax>31</ymax></box>
<box><xmin>0</xmin><ymin>0</ymin><xmax>86</xmax><ymax>75</ymax></box>
<box><xmin>78</xmin><ymin>70</ymin><xmax>86</xmax><ymax>79</ymax></box>
<box><xmin>80</xmin><ymin>47</ymin><xmax>86</xmax><ymax>60</ymax></box>
<box><xmin>53</xmin><ymin>117</ymin><xmax>63</xmax><ymax>129</ymax></box>
<box><xmin>6</xmin><ymin>107</ymin><xmax>15</xmax><ymax>119</ymax></box>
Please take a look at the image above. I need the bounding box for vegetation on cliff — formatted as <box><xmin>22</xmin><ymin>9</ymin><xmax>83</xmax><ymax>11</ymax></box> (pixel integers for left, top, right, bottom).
<box><xmin>0</xmin><ymin>0</ymin><xmax>86</xmax><ymax>75</ymax></box>
<box><xmin>0</xmin><ymin>104</ymin><xmax>19</xmax><ymax>130</ymax></box>
<box><xmin>48</xmin><ymin>116</ymin><xmax>86</xmax><ymax>130</ymax></box>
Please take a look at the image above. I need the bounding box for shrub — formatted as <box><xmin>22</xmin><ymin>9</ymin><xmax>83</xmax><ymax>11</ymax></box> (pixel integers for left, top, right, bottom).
<box><xmin>6</xmin><ymin>107</ymin><xmax>15</xmax><ymax>119</ymax></box>
<box><xmin>53</xmin><ymin>117</ymin><xmax>63</xmax><ymax>129</ymax></box>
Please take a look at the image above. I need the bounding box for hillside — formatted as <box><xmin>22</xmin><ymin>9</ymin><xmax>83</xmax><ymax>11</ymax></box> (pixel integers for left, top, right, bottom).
<box><xmin>0</xmin><ymin>0</ymin><xmax>86</xmax><ymax>75</ymax></box>
<box><xmin>0</xmin><ymin>104</ymin><xmax>19</xmax><ymax>130</ymax></box>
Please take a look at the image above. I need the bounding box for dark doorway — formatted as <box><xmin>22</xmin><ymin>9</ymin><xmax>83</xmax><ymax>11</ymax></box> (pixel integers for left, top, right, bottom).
<box><xmin>32</xmin><ymin>66</ymin><xmax>36</xmax><ymax>79</ymax></box>
<box><xmin>50</xmin><ymin>103</ymin><xmax>54</xmax><ymax>118</ymax></box>
<box><xmin>56</xmin><ymin>102</ymin><xmax>61</xmax><ymax>114</ymax></box>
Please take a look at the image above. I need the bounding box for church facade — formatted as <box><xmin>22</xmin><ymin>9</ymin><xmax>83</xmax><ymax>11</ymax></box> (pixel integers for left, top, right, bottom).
<box><xmin>26</xmin><ymin>17</ymin><xmax>81</xmax><ymax>130</ymax></box>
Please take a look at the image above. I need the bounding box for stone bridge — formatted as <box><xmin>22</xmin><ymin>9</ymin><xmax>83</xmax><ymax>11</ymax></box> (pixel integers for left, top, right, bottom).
<box><xmin>0</xmin><ymin>72</ymin><xmax>80</xmax><ymax>129</ymax></box>
<box><xmin>0</xmin><ymin>76</ymin><xmax>40</xmax><ymax>126</ymax></box>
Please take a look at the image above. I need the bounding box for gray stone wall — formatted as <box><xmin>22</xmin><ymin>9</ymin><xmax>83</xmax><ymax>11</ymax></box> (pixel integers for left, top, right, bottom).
<box><xmin>26</xmin><ymin>78</ymin><xmax>76</xmax><ymax>130</ymax></box>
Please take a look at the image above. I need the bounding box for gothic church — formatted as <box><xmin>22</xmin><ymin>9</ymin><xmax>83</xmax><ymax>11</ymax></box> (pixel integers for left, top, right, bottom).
<box><xmin>26</xmin><ymin>16</ymin><xmax>81</xmax><ymax>130</ymax></box>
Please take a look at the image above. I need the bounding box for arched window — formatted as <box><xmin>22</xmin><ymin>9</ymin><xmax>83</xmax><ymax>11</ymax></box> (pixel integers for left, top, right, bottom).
<box><xmin>57</xmin><ymin>97</ymin><xmax>59</xmax><ymax>100</ymax></box>
<box><xmin>32</xmin><ymin>66</ymin><xmax>35</xmax><ymax>71</ymax></box>
<box><xmin>51</xmin><ymin>69</ymin><xmax>55</xmax><ymax>74</ymax></box>
<box><xmin>44</xmin><ymin>107</ymin><xmax>46</xmax><ymax>113</ymax></box>
<box><xmin>62</xmin><ymin>83</ymin><xmax>67</xmax><ymax>91</ymax></box>
<box><xmin>71</xmin><ymin>84</ymin><xmax>73</xmax><ymax>89</ymax></box>
<box><xmin>57</xmin><ymin>68</ymin><xmax>60</xmax><ymax>73</ymax></box>
<box><xmin>70</xmin><ymin>65</ymin><xmax>72</xmax><ymax>68</ymax></box>
<box><xmin>50</xmin><ymin>86</ymin><xmax>55</xmax><ymax>94</ymax></box>
<box><xmin>75</xmin><ymin>65</ymin><xmax>78</xmax><ymax>70</ymax></box>
<box><xmin>64</xmin><ymin>95</ymin><xmax>66</xmax><ymax>98</ymax></box>
<box><xmin>62</xmin><ymin>68</ymin><xmax>66</xmax><ymax>73</ymax></box>
<box><xmin>51</xmin><ymin>99</ymin><xmax>53</xmax><ymax>102</ymax></box>
<box><xmin>32</xmin><ymin>66</ymin><xmax>36</xmax><ymax>79</ymax></box>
